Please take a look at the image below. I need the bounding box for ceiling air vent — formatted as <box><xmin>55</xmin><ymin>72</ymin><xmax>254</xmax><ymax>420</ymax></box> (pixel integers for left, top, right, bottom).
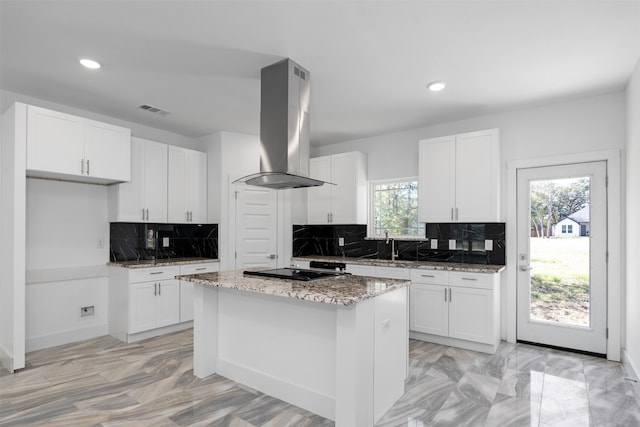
<box><xmin>138</xmin><ymin>104</ymin><xmax>170</xmax><ymax>116</ymax></box>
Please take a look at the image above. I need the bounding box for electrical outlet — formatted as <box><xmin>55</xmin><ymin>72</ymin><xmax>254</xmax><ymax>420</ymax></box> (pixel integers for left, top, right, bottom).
<box><xmin>449</xmin><ymin>239</ymin><xmax>456</xmax><ymax>250</ymax></box>
<box><xmin>485</xmin><ymin>239</ymin><xmax>493</xmax><ymax>251</ymax></box>
<box><xmin>81</xmin><ymin>306</ymin><xmax>94</xmax><ymax>317</ymax></box>
<box><xmin>96</xmin><ymin>239</ymin><xmax>104</xmax><ymax>249</ymax></box>
<box><xmin>338</xmin><ymin>237</ymin><xmax>344</xmax><ymax>247</ymax></box>
<box><xmin>163</xmin><ymin>237</ymin><xmax>170</xmax><ymax>247</ymax></box>
<box><xmin>430</xmin><ymin>239</ymin><xmax>438</xmax><ymax>249</ymax></box>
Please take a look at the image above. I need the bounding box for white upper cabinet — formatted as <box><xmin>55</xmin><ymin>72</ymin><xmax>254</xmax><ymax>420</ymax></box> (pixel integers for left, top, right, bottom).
<box><xmin>418</xmin><ymin>129</ymin><xmax>500</xmax><ymax>222</ymax></box>
<box><xmin>26</xmin><ymin>105</ymin><xmax>131</xmax><ymax>184</ymax></box>
<box><xmin>109</xmin><ymin>137</ymin><xmax>168</xmax><ymax>223</ymax></box>
<box><xmin>168</xmin><ymin>146</ymin><xmax>207</xmax><ymax>223</ymax></box>
<box><xmin>307</xmin><ymin>151</ymin><xmax>367</xmax><ymax>224</ymax></box>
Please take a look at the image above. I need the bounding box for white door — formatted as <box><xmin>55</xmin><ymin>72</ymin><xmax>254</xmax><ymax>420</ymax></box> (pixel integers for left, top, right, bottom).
<box><xmin>233</xmin><ymin>185</ymin><xmax>278</xmax><ymax>269</ymax></box>
<box><xmin>418</xmin><ymin>136</ymin><xmax>455</xmax><ymax>222</ymax></box>
<box><xmin>143</xmin><ymin>140</ymin><xmax>168</xmax><ymax>223</ymax></box>
<box><xmin>409</xmin><ymin>284</ymin><xmax>448</xmax><ymax>336</ymax></box>
<box><xmin>167</xmin><ymin>146</ymin><xmax>188</xmax><ymax>223</ymax></box>
<box><xmin>307</xmin><ymin>156</ymin><xmax>332</xmax><ymax>224</ymax></box>
<box><xmin>186</xmin><ymin>150</ymin><xmax>207</xmax><ymax>223</ymax></box>
<box><xmin>84</xmin><ymin>119</ymin><xmax>131</xmax><ymax>181</ymax></box>
<box><xmin>129</xmin><ymin>282</ymin><xmax>157</xmax><ymax>333</ymax></box>
<box><xmin>449</xmin><ymin>286</ymin><xmax>494</xmax><ymax>344</ymax></box>
<box><xmin>156</xmin><ymin>280</ymin><xmax>180</xmax><ymax>328</ymax></box>
<box><xmin>516</xmin><ymin>162</ymin><xmax>607</xmax><ymax>354</ymax></box>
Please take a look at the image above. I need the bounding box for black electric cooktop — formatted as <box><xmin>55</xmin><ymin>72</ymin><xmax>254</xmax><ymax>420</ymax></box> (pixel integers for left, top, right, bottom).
<box><xmin>243</xmin><ymin>268</ymin><xmax>349</xmax><ymax>281</ymax></box>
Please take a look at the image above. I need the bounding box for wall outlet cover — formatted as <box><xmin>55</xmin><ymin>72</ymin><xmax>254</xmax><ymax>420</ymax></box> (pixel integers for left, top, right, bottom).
<box><xmin>485</xmin><ymin>239</ymin><xmax>493</xmax><ymax>251</ymax></box>
<box><xmin>430</xmin><ymin>239</ymin><xmax>438</xmax><ymax>249</ymax></box>
<box><xmin>449</xmin><ymin>239</ymin><xmax>456</xmax><ymax>250</ymax></box>
<box><xmin>338</xmin><ymin>237</ymin><xmax>344</xmax><ymax>247</ymax></box>
<box><xmin>163</xmin><ymin>237</ymin><xmax>170</xmax><ymax>247</ymax></box>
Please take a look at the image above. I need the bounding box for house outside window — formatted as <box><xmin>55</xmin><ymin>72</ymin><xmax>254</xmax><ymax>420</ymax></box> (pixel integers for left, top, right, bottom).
<box><xmin>369</xmin><ymin>178</ymin><xmax>424</xmax><ymax>238</ymax></box>
<box><xmin>561</xmin><ymin>224</ymin><xmax>573</xmax><ymax>234</ymax></box>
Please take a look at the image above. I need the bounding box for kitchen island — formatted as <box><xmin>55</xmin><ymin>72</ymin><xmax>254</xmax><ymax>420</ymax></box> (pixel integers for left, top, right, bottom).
<box><xmin>178</xmin><ymin>269</ymin><xmax>411</xmax><ymax>426</ymax></box>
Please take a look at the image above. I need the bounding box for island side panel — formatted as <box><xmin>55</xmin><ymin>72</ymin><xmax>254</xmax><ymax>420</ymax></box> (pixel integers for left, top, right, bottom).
<box><xmin>216</xmin><ymin>288</ymin><xmax>337</xmax><ymax>420</ymax></box>
<box><xmin>374</xmin><ymin>286</ymin><xmax>409</xmax><ymax>422</ymax></box>
<box><xmin>193</xmin><ymin>283</ymin><xmax>219</xmax><ymax>378</ymax></box>
<box><xmin>335</xmin><ymin>298</ymin><xmax>375</xmax><ymax>427</ymax></box>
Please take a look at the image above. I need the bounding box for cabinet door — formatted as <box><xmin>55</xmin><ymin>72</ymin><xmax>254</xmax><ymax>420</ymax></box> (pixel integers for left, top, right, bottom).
<box><xmin>409</xmin><ymin>283</ymin><xmax>449</xmax><ymax>336</ymax></box>
<box><xmin>179</xmin><ymin>263</ymin><xmax>219</xmax><ymax>322</ymax></box>
<box><xmin>418</xmin><ymin>136</ymin><xmax>455</xmax><ymax>222</ymax></box>
<box><xmin>26</xmin><ymin>105</ymin><xmax>85</xmax><ymax>175</ymax></box>
<box><xmin>448</xmin><ymin>286</ymin><xmax>494</xmax><ymax>344</ymax></box>
<box><xmin>84</xmin><ymin>119</ymin><xmax>131</xmax><ymax>181</ymax></box>
<box><xmin>129</xmin><ymin>282</ymin><xmax>158</xmax><ymax>334</ymax></box>
<box><xmin>143</xmin><ymin>140</ymin><xmax>168</xmax><ymax>222</ymax></box>
<box><xmin>455</xmin><ymin>129</ymin><xmax>499</xmax><ymax>222</ymax></box>
<box><xmin>112</xmin><ymin>140</ymin><xmax>145</xmax><ymax>222</ymax></box>
<box><xmin>187</xmin><ymin>150</ymin><xmax>207</xmax><ymax>223</ymax></box>
<box><xmin>307</xmin><ymin>156</ymin><xmax>332</xmax><ymax>224</ymax></box>
<box><xmin>330</xmin><ymin>152</ymin><xmax>365</xmax><ymax>224</ymax></box>
<box><xmin>168</xmin><ymin>146</ymin><xmax>189</xmax><ymax>223</ymax></box>
<box><xmin>156</xmin><ymin>280</ymin><xmax>181</xmax><ymax>328</ymax></box>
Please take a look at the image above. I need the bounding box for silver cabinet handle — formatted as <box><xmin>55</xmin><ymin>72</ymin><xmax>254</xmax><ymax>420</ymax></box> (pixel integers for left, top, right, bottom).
<box><xmin>150</xmin><ymin>271</ymin><xmax>163</xmax><ymax>275</ymax></box>
<box><xmin>154</xmin><ymin>283</ymin><xmax>157</xmax><ymax>296</ymax></box>
<box><xmin>327</xmin><ymin>213</ymin><xmax>330</xmax><ymax>223</ymax></box>
<box><xmin>81</xmin><ymin>158</ymin><xmax>85</xmax><ymax>174</ymax></box>
<box><xmin>189</xmin><ymin>211</ymin><xmax>193</xmax><ymax>222</ymax></box>
<box><xmin>86</xmin><ymin>159</ymin><xmax>90</xmax><ymax>175</ymax></box>
<box><xmin>185</xmin><ymin>211</ymin><xmax>189</xmax><ymax>221</ymax></box>
<box><xmin>444</xmin><ymin>288</ymin><xmax>447</xmax><ymax>302</ymax></box>
<box><xmin>158</xmin><ymin>283</ymin><xmax>161</xmax><ymax>296</ymax></box>
<box><xmin>146</xmin><ymin>209</ymin><xmax>149</xmax><ymax>221</ymax></box>
<box><xmin>451</xmin><ymin>208</ymin><xmax>454</xmax><ymax>221</ymax></box>
<box><xmin>421</xmin><ymin>274</ymin><xmax>435</xmax><ymax>278</ymax></box>
<box><xmin>519</xmin><ymin>266</ymin><xmax>533</xmax><ymax>272</ymax></box>
<box><xmin>461</xmin><ymin>277</ymin><xmax>478</xmax><ymax>281</ymax></box>
<box><xmin>195</xmin><ymin>267</ymin><xmax>206</xmax><ymax>271</ymax></box>
<box><xmin>455</xmin><ymin>207</ymin><xmax>458</xmax><ymax>221</ymax></box>
<box><xmin>449</xmin><ymin>288</ymin><xmax>452</xmax><ymax>301</ymax></box>
<box><xmin>142</xmin><ymin>209</ymin><xmax>145</xmax><ymax>221</ymax></box>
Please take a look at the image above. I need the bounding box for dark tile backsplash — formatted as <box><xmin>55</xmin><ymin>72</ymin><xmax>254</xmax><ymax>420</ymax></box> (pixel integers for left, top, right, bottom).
<box><xmin>110</xmin><ymin>223</ymin><xmax>218</xmax><ymax>262</ymax></box>
<box><xmin>293</xmin><ymin>223</ymin><xmax>505</xmax><ymax>265</ymax></box>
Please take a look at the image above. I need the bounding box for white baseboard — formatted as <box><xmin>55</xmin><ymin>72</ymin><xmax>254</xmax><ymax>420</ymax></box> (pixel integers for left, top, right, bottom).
<box><xmin>0</xmin><ymin>345</ymin><xmax>13</xmax><ymax>372</ymax></box>
<box><xmin>26</xmin><ymin>324</ymin><xmax>108</xmax><ymax>352</ymax></box>
<box><xmin>217</xmin><ymin>358</ymin><xmax>335</xmax><ymax>421</ymax></box>
<box><xmin>124</xmin><ymin>322</ymin><xmax>192</xmax><ymax>343</ymax></box>
<box><xmin>409</xmin><ymin>331</ymin><xmax>499</xmax><ymax>354</ymax></box>
<box><xmin>622</xmin><ymin>348</ymin><xmax>640</xmax><ymax>402</ymax></box>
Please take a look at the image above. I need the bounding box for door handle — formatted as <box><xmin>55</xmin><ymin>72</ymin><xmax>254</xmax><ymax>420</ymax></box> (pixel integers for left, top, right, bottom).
<box><xmin>519</xmin><ymin>265</ymin><xmax>533</xmax><ymax>272</ymax></box>
<box><xmin>268</xmin><ymin>254</ymin><xmax>277</xmax><ymax>260</ymax></box>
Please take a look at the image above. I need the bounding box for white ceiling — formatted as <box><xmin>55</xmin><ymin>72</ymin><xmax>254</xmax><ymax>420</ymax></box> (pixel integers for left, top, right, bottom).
<box><xmin>2</xmin><ymin>1</ymin><xmax>640</xmax><ymax>146</ymax></box>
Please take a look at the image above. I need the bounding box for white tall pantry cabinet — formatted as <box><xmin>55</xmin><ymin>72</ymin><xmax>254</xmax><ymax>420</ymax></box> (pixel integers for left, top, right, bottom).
<box><xmin>168</xmin><ymin>146</ymin><xmax>207</xmax><ymax>223</ymax></box>
<box><xmin>418</xmin><ymin>128</ymin><xmax>500</xmax><ymax>222</ymax></box>
<box><xmin>307</xmin><ymin>151</ymin><xmax>367</xmax><ymax>224</ymax></box>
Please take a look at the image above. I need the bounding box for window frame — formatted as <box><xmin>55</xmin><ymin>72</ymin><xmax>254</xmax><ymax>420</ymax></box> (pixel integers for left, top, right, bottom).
<box><xmin>368</xmin><ymin>177</ymin><xmax>425</xmax><ymax>239</ymax></box>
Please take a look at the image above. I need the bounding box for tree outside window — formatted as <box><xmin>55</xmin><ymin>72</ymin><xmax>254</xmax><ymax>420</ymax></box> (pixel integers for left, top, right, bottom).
<box><xmin>370</xmin><ymin>178</ymin><xmax>424</xmax><ymax>237</ymax></box>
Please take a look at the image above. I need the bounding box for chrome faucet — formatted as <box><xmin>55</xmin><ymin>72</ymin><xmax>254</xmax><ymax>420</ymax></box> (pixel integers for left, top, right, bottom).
<box><xmin>385</xmin><ymin>230</ymin><xmax>399</xmax><ymax>261</ymax></box>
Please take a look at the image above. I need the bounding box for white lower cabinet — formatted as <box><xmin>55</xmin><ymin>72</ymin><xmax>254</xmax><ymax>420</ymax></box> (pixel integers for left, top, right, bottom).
<box><xmin>410</xmin><ymin>269</ymin><xmax>500</xmax><ymax>353</ymax></box>
<box><xmin>109</xmin><ymin>265</ymin><xmax>187</xmax><ymax>342</ymax></box>
<box><xmin>178</xmin><ymin>262</ymin><xmax>219</xmax><ymax>322</ymax></box>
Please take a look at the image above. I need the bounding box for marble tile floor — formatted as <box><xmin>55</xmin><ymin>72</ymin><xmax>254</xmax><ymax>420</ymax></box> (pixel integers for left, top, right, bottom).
<box><xmin>0</xmin><ymin>330</ymin><xmax>639</xmax><ymax>427</ymax></box>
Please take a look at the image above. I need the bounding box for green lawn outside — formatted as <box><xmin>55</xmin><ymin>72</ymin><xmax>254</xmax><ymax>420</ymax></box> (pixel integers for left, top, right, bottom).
<box><xmin>529</xmin><ymin>237</ymin><xmax>590</xmax><ymax>326</ymax></box>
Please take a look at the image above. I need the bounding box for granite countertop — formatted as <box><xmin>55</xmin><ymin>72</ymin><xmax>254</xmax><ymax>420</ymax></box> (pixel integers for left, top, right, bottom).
<box><xmin>177</xmin><ymin>270</ymin><xmax>410</xmax><ymax>306</ymax></box>
<box><xmin>108</xmin><ymin>257</ymin><xmax>219</xmax><ymax>268</ymax></box>
<box><xmin>292</xmin><ymin>256</ymin><xmax>505</xmax><ymax>273</ymax></box>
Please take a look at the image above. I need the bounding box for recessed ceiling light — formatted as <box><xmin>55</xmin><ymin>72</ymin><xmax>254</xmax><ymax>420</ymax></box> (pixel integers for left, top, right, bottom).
<box><xmin>79</xmin><ymin>58</ymin><xmax>101</xmax><ymax>69</ymax></box>
<box><xmin>427</xmin><ymin>81</ymin><xmax>446</xmax><ymax>92</ymax></box>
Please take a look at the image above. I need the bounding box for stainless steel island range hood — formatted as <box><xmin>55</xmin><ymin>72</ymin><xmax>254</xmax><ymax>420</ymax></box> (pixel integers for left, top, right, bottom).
<box><xmin>234</xmin><ymin>59</ymin><xmax>331</xmax><ymax>189</ymax></box>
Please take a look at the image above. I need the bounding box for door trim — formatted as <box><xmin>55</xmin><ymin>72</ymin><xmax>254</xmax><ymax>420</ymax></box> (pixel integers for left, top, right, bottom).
<box><xmin>506</xmin><ymin>149</ymin><xmax>621</xmax><ymax>361</ymax></box>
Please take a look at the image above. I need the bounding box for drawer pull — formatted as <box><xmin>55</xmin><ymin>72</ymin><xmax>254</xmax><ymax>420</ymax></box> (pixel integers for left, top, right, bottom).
<box><xmin>421</xmin><ymin>274</ymin><xmax>435</xmax><ymax>278</ymax></box>
<box><xmin>461</xmin><ymin>277</ymin><xmax>478</xmax><ymax>281</ymax></box>
<box><xmin>195</xmin><ymin>267</ymin><xmax>206</xmax><ymax>271</ymax></box>
<box><xmin>150</xmin><ymin>271</ymin><xmax>164</xmax><ymax>275</ymax></box>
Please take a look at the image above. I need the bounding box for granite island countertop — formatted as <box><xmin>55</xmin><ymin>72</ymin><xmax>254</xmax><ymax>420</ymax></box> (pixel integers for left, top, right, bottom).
<box><xmin>177</xmin><ymin>269</ymin><xmax>410</xmax><ymax>306</ymax></box>
<box><xmin>108</xmin><ymin>257</ymin><xmax>219</xmax><ymax>268</ymax></box>
<box><xmin>292</xmin><ymin>256</ymin><xmax>505</xmax><ymax>273</ymax></box>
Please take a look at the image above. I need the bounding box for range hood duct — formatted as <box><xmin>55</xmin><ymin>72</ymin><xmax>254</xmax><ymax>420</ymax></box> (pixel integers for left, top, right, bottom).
<box><xmin>234</xmin><ymin>59</ymin><xmax>331</xmax><ymax>189</ymax></box>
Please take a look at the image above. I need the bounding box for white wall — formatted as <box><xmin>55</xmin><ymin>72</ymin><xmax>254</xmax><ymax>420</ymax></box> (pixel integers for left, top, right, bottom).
<box><xmin>625</xmin><ymin>59</ymin><xmax>640</xmax><ymax>382</ymax></box>
<box><xmin>312</xmin><ymin>91</ymin><xmax>627</xmax><ymax>343</ymax></box>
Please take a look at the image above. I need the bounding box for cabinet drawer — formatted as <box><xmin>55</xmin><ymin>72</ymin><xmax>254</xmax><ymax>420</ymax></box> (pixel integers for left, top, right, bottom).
<box><xmin>449</xmin><ymin>271</ymin><xmax>495</xmax><ymax>290</ymax></box>
<box><xmin>130</xmin><ymin>266</ymin><xmax>179</xmax><ymax>283</ymax></box>
<box><xmin>410</xmin><ymin>269</ymin><xmax>448</xmax><ymax>285</ymax></box>
<box><xmin>376</xmin><ymin>266</ymin><xmax>410</xmax><ymax>280</ymax></box>
<box><xmin>180</xmin><ymin>263</ymin><xmax>219</xmax><ymax>275</ymax></box>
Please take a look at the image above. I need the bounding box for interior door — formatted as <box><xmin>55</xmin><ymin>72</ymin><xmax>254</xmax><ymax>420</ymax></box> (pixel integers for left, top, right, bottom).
<box><xmin>516</xmin><ymin>161</ymin><xmax>607</xmax><ymax>354</ymax></box>
<box><xmin>233</xmin><ymin>185</ymin><xmax>278</xmax><ymax>269</ymax></box>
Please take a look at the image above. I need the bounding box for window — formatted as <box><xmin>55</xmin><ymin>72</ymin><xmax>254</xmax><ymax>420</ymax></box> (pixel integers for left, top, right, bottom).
<box><xmin>561</xmin><ymin>224</ymin><xmax>573</xmax><ymax>234</ymax></box>
<box><xmin>562</xmin><ymin>225</ymin><xmax>567</xmax><ymax>233</ymax></box>
<box><xmin>369</xmin><ymin>178</ymin><xmax>424</xmax><ymax>237</ymax></box>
